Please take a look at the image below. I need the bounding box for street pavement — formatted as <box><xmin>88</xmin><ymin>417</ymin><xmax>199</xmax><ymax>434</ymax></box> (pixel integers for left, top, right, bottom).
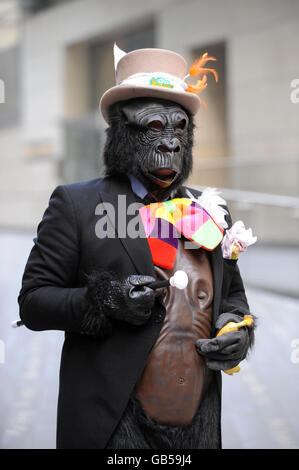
<box><xmin>0</xmin><ymin>231</ymin><xmax>298</xmax><ymax>449</ymax></box>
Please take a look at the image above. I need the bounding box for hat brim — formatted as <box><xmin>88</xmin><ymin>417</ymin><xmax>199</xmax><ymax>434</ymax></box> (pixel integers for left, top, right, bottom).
<box><xmin>100</xmin><ymin>84</ymin><xmax>201</xmax><ymax>123</ymax></box>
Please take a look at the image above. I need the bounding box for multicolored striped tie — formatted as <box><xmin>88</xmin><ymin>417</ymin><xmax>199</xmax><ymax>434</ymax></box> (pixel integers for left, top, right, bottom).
<box><xmin>139</xmin><ymin>198</ymin><xmax>224</xmax><ymax>269</ymax></box>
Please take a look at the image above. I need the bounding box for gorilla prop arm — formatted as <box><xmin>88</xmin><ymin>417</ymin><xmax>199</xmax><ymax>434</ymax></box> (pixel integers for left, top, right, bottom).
<box><xmin>196</xmin><ymin>209</ymin><xmax>256</xmax><ymax>372</ymax></box>
<box><xmin>195</xmin><ymin>312</ymin><xmax>254</xmax><ymax>372</ymax></box>
<box><xmin>81</xmin><ymin>272</ymin><xmax>157</xmax><ymax>337</ymax></box>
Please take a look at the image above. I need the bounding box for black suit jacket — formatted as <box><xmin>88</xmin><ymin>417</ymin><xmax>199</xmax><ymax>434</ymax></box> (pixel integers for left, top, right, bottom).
<box><xmin>18</xmin><ymin>175</ymin><xmax>250</xmax><ymax>449</ymax></box>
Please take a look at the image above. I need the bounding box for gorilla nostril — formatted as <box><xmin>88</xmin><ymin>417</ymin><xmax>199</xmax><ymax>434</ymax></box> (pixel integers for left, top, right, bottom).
<box><xmin>158</xmin><ymin>145</ymin><xmax>169</xmax><ymax>153</ymax></box>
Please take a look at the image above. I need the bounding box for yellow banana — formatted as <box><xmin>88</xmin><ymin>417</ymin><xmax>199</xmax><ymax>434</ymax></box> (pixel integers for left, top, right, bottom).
<box><xmin>216</xmin><ymin>315</ymin><xmax>254</xmax><ymax>375</ymax></box>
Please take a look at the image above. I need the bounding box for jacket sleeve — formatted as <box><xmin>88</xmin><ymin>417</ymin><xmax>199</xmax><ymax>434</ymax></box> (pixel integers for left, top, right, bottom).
<box><xmin>220</xmin><ymin>205</ymin><xmax>256</xmax><ymax>347</ymax></box>
<box><xmin>18</xmin><ymin>185</ymin><xmax>92</xmax><ymax>333</ymax></box>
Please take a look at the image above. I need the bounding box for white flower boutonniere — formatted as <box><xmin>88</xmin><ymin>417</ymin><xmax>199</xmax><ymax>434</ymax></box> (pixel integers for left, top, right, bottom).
<box><xmin>221</xmin><ymin>220</ymin><xmax>257</xmax><ymax>260</ymax></box>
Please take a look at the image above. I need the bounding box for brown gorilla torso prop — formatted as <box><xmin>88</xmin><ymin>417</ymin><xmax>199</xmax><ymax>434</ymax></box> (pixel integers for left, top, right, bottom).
<box><xmin>136</xmin><ymin>238</ymin><xmax>214</xmax><ymax>426</ymax></box>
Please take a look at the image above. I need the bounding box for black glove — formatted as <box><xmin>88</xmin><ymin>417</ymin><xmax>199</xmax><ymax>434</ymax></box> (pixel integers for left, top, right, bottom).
<box><xmin>103</xmin><ymin>274</ymin><xmax>157</xmax><ymax>325</ymax></box>
<box><xmin>81</xmin><ymin>271</ymin><xmax>157</xmax><ymax>337</ymax></box>
<box><xmin>195</xmin><ymin>313</ymin><xmax>251</xmax><ymax>371</ymax></box>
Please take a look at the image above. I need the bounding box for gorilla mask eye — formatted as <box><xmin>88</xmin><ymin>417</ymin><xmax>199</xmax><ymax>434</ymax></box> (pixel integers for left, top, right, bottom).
<box><xmin>147</xmin><ymin>120</ymin><xmax>164</xmax><ymax>131</ymax></box>
<box><xmin>175</xmin><ymin>119</ymin><xmax>187</xmax><ymax>131</ymax></box>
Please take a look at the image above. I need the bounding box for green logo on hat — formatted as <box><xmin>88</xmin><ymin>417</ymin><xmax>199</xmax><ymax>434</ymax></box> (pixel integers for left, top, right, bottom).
<box><xmin>149</xmin><ymin>77</ymin><xmax>174</xmax><ymax>89</ymax></box>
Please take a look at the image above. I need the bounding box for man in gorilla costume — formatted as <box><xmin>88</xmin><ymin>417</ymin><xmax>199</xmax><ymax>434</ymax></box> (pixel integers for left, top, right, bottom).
<box><xmin>18</xmin><ymin>45</ymin><xmax>255</xmax><ymax>449</ymax></box>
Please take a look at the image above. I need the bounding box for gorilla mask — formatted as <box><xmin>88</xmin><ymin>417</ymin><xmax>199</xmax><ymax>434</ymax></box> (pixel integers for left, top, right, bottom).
<box><xmin>103</xmin><ymin>98</ymin><xmax>195</xmax><ymax>199</ymax></box>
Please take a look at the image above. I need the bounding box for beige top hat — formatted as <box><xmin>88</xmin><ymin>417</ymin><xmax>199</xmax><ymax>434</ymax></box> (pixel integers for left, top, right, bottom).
<box><xmin>100</xmin><ymin>44</ymin><xmax>218</xmax><ymax>123</ymax></box>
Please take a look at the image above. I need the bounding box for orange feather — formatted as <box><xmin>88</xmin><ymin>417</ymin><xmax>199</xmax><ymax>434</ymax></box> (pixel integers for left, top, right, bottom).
<box><xmin>185</xmin><ymin>52</ymin><xmax>218</xmax><ymax>107</ymax></box>
<box><xmin>189</xmin><ymin>53</ymin><xmax>218</xmax><ymax>82</ymax></box>
<box><xmin>185</xmin><ymin>75</ymin><xmax>208</xmax><ymax>94</ymax></box>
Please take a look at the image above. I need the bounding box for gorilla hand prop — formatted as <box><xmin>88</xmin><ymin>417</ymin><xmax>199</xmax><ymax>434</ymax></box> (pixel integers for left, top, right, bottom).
<box><xmin>81</xmin><ymin>272</ymin><xmax>157</xmax><ymax>336</ymax></box>
<box><xmin>195</xmin><ymin>313</ymin><xmax>253</xmax><ymax>371</ymax></box>
<box><xmin>104</xmin><ymin>274</ymin><xmax>157</xmax><ymax>325</ymax></box>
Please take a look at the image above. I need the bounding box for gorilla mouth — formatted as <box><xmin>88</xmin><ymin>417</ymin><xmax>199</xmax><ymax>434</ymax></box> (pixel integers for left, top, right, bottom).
<box><xmin>152</xmin><ymin>169</ymin><xmax>176</xmax><ymax>180</ymax></box>
<box><xmin>148</xmin><ymin>168</ymin><xmax>178</xmax><ymax>187</ymax></box>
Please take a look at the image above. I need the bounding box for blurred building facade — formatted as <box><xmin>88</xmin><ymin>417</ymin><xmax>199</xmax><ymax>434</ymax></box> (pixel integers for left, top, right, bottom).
<box><xmin>0</xmin><ymin>0</ymin><xmax>299</xmax><ymax>246</ymax></box>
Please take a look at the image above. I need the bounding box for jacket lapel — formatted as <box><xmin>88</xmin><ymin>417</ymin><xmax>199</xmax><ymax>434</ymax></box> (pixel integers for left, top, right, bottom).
<box><xmin>98</xmin><ymin>176</ymin><xmax>155</xmax><ymax>278</ymax></box>
<box><xmin>210</xmin><ymin>245</ymin><xmax>223</xmax><ymax>330</ymax></box>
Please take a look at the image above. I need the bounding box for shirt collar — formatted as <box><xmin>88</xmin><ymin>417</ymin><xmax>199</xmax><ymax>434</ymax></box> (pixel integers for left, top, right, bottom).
<box><xmin>128</xmin><ymin>174</ymin><xmax>177</xmax><ymax>202</ymax></box>
<box><xmin>128</xmin><ymin>174</ymin><xmax>148</xmax><ymax>200</ymax></box>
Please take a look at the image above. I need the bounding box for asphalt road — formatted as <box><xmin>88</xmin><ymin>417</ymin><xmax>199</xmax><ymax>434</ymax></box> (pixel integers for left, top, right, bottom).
<box><xmin>0</xmin><ymin>231</ymin><xmax>298</xmax><ymax>449</ymax></box>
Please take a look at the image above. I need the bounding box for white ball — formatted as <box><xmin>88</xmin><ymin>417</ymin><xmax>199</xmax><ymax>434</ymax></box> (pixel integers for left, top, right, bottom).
<box><xmin>170</xmin><ymin>270</ymin><xmax>188</xmax><ymax>290</ymax></box>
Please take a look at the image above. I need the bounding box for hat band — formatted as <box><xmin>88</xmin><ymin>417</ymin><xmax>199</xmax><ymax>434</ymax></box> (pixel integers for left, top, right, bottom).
<box><xmin>120</xmin><ymin>72</ymin><xmax>188</xmax><ymax>93</ymax></box>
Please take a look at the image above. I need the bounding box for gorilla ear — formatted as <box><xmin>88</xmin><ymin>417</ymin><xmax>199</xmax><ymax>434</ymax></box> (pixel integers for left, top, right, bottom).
<box><xmin>121</xmin><ymin>106</ymin><xmax>129</xmax><ymax>124</ymax></box>
<box><xmin>121</xmin><ymin>104</ymin><xmax>136</xmax><ymax>126</ymax></box>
